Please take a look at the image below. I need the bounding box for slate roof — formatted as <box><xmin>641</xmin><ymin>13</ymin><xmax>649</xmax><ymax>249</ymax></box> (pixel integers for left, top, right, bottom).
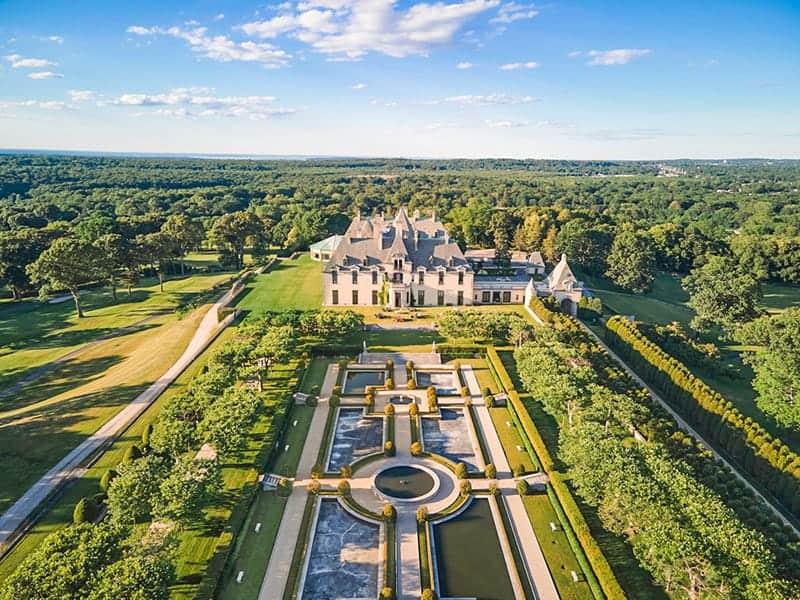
<box><xmin>544</xmin><ymin>254</ymin><xmax>580</xmax><ymax>291</ymax></box>
<box><xmin>324</xmin><ymin>208</ymin><xmax>470</xmax><ymax>272</ymax></box>
<box><xmin>309</xmin><ymin>234</ymin><xmax>344</xmax><ymax>252</ymax></box>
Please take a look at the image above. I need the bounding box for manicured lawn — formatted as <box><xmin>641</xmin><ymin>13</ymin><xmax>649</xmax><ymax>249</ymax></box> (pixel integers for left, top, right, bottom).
<box><xmin>234</xmin><ymin>255</ymin><xmax>322</xmax><ymax>315</ymax></box>
<box><xmin>522</xmin><ymin>494</ymin><xmax>594</xmax><ymax>600</ymax></box>
<box><xmin>0</xmin><ymin>306</ymin><xmax>210</xmax><ymax>515</ymax></box>
<box><xmin>0</xmin><ymin>324</ymin><xmax>237</xmax><ymax>579</ymax></box>
<box><xmin>489</xmin><ymin>407</ymin><xmax>535</xmax><ymax>474</ymax></box>
<box><xmin>0</xmin><ymin>266</ymin><xmax>236</xmax><ymax>391</ymax></box>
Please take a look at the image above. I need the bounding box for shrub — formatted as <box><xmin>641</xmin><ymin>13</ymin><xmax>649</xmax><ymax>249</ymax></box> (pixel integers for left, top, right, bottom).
<box><xmin>307</xmin><ymin>480</ymin><xmax>322</xmax><ymax>495</ymax></box>
<box><xmin>384</xmin><ymin>440</ymin><xmax>395</xmax><ymax>457</ymax></box>
<box><xmin>384</xmin><ymin>403</ymin><xmax>395</xmax><ymax>416</ymax></box>
<box><xmin>409</xmin><ymin>403</ymin><xmax>419</xmax><ymax>417</ymax></box>
<box><xmin>122</xmin><ymin>444</ymin><xmax>142</xmax><ymax>463</ymax></box>
<box><xmin>337</xmin><ymin>480</ymin><xmax>351</xmax><ymax>496</ymax></box>
<box><xmin>277</xmin><ymin>478</ymin><xmax>292</xmax><ymax>497</ymax></box>
<box><xmin>459</xmin><ymin>480</ymin><xmax>472</xmax><ymax>497</ymax></box>
<box><xmin>338</xmin><ymin>359</ymin><xmax>348</xmax><ymax>371</ymax></box>
<box><xmin>311</xmin><ymin>463</ymin><xmax>323</xmax><ymax>479</ymax></box>
<box><xmin>386</xmin><ymin>377</ymin><xmax>395</xmax><ymax>390</ymax></box>
<box><xmin>516</xmin><ymin>480</ymin><xmax>530</xmax><ymax>496</ymax></box>
<box><xmin>452</xmin><ymin>360</ymin><xmax>462</xmax><ymax>372</ymax></box>
<box><xmin>460</xmin><ymin>385</ymin><xmax>470</xmax><ymax>399</ymax></box>
<box><xmin>486</xmin><ymin>395</ymin><xmax>495</xmax><ymax>408</ymax></box>
<box><xmin>141</xmin><ymin>424</ymin><xmax>152</xmax><ymax>447</ymax></box>
<box><xmin>483</xmin><ymin>386</ymin><xmax>492</xmax><ymax>398</ymax></box>
<box><xmin>329</xmin><ymin>394</ymin><xmax>340</xmax><ymax>407</ymax></box>
<box><xmin>332</xmin><ymin>385</ymin><xmax>342</xmax><ymax>396</ymax></box>
<box><xmin>340</xmin><ymin>464</ymin><xmax>353</xmax><ymax>478</ymax></box>
<box><xmin>407</xmin><ymin>378</ymin><xmax>417</xmax><ymax>390</ymax></box>
<box><xmin>512</xmin><ymin>463</ymin><xmax>526</xmax><ymax>478</ymax></box>
<box><xmin>99</xmin><ymin>469</ymin><xmax>117</xmax><ymax>492</ymax></box>
<box><xmin>416</xmin><ymin>505</ymin><xmax>429</xmax><ymax>522</ymax></box>
<box><xmin>386</xmin><ymin>359</ymin><xmax>394</xmax><ymax>370</ymax></box>
<box><xmin>488</xmin><ymin>483</ymin><xmax>499</xmax><ymax>496</ymax></box>
<box><xmin>421</xmin><ymin>590</ymin><xmax>435</xmax><ymax>600</ymax></box>
<box><xmin>380</xmin><ymin>586</ymin><xmax>395</xmax><ymax>600</ymax></box>
<box><xmin>73</xmin><ymin>497</ymin><xmax>98</xmax><ymax>524</ymax></box>
<box><xmin>410</xmin><ymin>441</ymin><xmax>423</xmax><ymax>456</ymax></box>
<box><xmin>454</xmin><ymin>463</ymin><xmax>468</xmax><ymax>479</ymax></box>
<box><xmin>382</xmin><ymin>503</ymin><xmax>396</xmax><ymax>521</ymax></box>
<box><xmin>365</xmin><ymin>392</ymin><xmax>375</xmax><ymax>410</ymax></box>
<box><xmin>484</xmin><ymin>464</ymin><xmax>497</xmax><ymax>479</ymax></box>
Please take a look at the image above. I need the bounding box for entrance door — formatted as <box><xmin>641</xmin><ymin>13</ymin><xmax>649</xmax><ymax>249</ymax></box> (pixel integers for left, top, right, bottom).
<box><xmin>394</xmin><ymin>292</ymin><xmax>401</xmax><ymax>307</ymax></box>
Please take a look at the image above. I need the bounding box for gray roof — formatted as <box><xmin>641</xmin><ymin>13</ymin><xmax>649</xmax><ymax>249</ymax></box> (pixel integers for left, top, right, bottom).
<box><xmin>324</xmin><ymin>208</ymin><xmax>470</xmax><ymax>272</ymax></box>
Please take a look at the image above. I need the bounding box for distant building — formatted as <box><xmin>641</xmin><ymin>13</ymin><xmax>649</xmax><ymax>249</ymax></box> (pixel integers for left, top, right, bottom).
<box><xmin>321</xmin><ymin>207</ymin><xmax>585</xmax><ymax>311</ymax></box>
<box><xmin>309</xmin><ymin>235</ymin><xmax>344</xmax><ymax>262</ymax></box>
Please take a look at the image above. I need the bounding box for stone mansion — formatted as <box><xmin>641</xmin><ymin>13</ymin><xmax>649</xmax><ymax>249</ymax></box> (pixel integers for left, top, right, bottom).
<box><xmin>320</xmin><ymin>208</ymin><xmax>585</xmax><ymax>314</ymax></box>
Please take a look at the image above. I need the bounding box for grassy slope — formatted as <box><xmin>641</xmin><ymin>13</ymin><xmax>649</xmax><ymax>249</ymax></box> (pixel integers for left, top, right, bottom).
<box><xmin>234</xmin><ymin>255</ymin><xmax>323</xmax><ymax>316</ymax></box>
<box><xmin>0</xmin><ymin>267</ymin><xmax>235</xmax><ymax>390</ymax></box>
<box><xmin>0</xmin><ymin>306</ymin><xmax>209</xmax><ymax>514</ymax></box>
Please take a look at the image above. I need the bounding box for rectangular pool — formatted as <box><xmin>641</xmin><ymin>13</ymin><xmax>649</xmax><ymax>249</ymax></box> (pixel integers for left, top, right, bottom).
<box><xmin>342</xmin><ymin>370</ymin><xmax>385</xmax><ymax>395</ymax></box>
<box><xmin>415</xmin><ymin>370</ymin><xmax>459</xmax><ymax>394</ymax></box>
<box><xmin>327</xmin><ymin>408</ymin><xmax>384</xmax><ymax>472</ymax></box>
<box><xmin>421</xmin><ymin>408</ymin><xmax>479</xmax><ymax>471</ymax></box>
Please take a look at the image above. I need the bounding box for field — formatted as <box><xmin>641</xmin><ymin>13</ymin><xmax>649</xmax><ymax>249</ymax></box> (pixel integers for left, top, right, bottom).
<box><xmin>234</xmin><ymin>255</ymin><xmax>323</xmax><ymax>315</ymax></box>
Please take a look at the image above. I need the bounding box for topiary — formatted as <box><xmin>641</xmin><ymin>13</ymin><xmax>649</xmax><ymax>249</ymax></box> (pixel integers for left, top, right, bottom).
<box><xmin>459</xmin><ymin>480</ymin><xmax>472</xmax><ymax>497</ymax></box>
<box><xmin>460</xmin><ymin>385</ymin><xmax>470</xmax><ymax>399</ymax></box>
<box><xmin>73</xmin><ymin>497</ymin><xmax>99</xmax><ymax>524</ymax></box>
<box><xmin>384</xmin><ymin>440</ymin><xmax>395</xmax><ymax>457</ymax></box>
<box><xmin>382</xmin><ymin>503</ymin><xmax>396</xmax><ymax>521</ymax></box>
<box><xmin>410</xmin><ymin>441</ymin><xmax>423</xmax><ymax>457</ymax></box>
<box><xmin>416</xmin><ymin>505</ymin><xmax>429</xmax><ymax>523</ymax></box>
<box><xmin>484</xmin><ymin>464</ymin><xmax>497</xmax><ymax>479</ymax></box>
<box><xmin>454</xmin><ymin>462</ymin><xmax>468</xmax><ymax>479</ymax></box>
<box><xmin>307</xmin><ymin>480</ymin><xmax>322</xmax><ymax>495</ymax></box>
<box><xmin>512</xmin><ymin>463</ymin><xmax>526</xmax><ymax>477</ymax></box>
<box><xmin>421</xmin><ymin>589</ymin><xmax>436</xmax><ymax>600</ymax></box>
<box><xmin>99</xmin><ymin>469</ymin><xmax>117</xmax><ymax>492</ymax></box>
<box><xmin>337</xmin><ymin>480</ymin><xmax>351</xmax><ymax>496</ymax></box>
<box><xmin>311</xmin><ymin>463</ymin><xmax>324</xmax><ymax>479</ymax></box>
<box><xmin>122</xmin><ymin>444</ymin><xmax>142</xmax><ymax>463</ymax></box>
<box><xmin>340</xmin><ymin>464</ymin><xmax>353</xmax><ymax>479</ymax></box>
<box><xmin>141</xmin><ymin>423</ymin><xmax>153</xmax><ymax>448</ymax></box>
<box><xmin>380</xmin><ymin>586</ymin><xmax>395</xmax><ymax>600</ymax></box>
<box><xmin>384</xmin><ymin>403</ymin><xmax>395</xmax><ymax>416</ymax></box>
<box><xmin>516</xmin><ymin>480</ymin><xmax>530</xmax><ymax>496</ymax></box>
<box><xmin>386</xmin><ymin>377</ymin><xmax>395</xmax><ymax>390</ymax></box>
<box><xmin>407</xmin><ymin>378</ymin><xmax>417</xmax><ymax>390</ymax></box>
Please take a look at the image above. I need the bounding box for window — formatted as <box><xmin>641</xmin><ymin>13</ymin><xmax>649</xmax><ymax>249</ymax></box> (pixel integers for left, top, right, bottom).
<box><xmin>438</xmin><ymin>271</ymin><xmax>444</xmax><ymax>285</ymax></box>
<box><xmin>331</xmin><ymin>270</ymin><xmax>338</xmax><ymax>284</ymax></box>
<box><xmin>372</xmin><ymin>271</ymin><xmax>378</xmax><ymax>285</ymax></box>
<box><xmin>437</xmin><ymin>290</ymin><xmax>444</xmax><ymax>306</ymax></box>
<box><xmin>457</xmin><ymin>291</ymin><xmax>463</xmax><ymax>305</ymax></box>
<box><xmin>352</xmin><ymin>270</ymin><xmax>358</xmax><ymax>284</ymax></box>
<box><xmin>418</xmin><ymin>290</ymin><xmax>425</xmax><ymax>305</ymax></box>
<box><xmin>458</xmin><ymin>271</ymin><xmax>464</xmax><ymax>285</ymax></box>
<box><xmin>492</xmin><ymin>291</ymin><xmax>501</xmax><ymax>303</ymax></box>
<box><xmin>372</xmin><ymin>290</ymin><xmax>379</xmax><ymax>305</ymax></box>
<box><xmin>352</xmin><ymin>290</ymin><xmax>359</xmax><ymax>304</ymax></box>
<box><xmin>482</xmin><ymin>291</ymin><xmax>491</xmax><ymax>303</ymax></box>
<box><xmin>393</xmin><ymin>272</ymin><xmax>403</xmax><ymax>283</ymax></box>
<box><xmin>502</xmin><ymin>291</ymin><xmax>511</xmax><ymax>303</ymax></box>
<box><xmin>332</xmin><ymin>290</ymin><xmax>339</xmax><ymax>305</ymax></box>
<box><xmin>418</xmin><ymin>270</ymin><xmax>425</xmax><ymax>284</ymax></box>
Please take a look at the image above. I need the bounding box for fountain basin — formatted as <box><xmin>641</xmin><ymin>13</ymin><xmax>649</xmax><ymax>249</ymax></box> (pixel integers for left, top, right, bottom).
<box><xmin>373</xmin><ymin>464</ymin><xmax>440</xmax><ymax>503</ymax></box>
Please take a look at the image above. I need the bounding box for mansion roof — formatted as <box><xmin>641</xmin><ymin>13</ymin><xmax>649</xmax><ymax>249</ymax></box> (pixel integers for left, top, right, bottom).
<box><xmin>323</xmin><ymin>207</ymin><xmax>470</xmax><ymax>272</ymax></box>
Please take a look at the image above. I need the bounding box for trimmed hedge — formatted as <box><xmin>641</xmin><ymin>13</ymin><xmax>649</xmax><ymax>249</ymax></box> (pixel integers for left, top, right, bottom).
<box><xmin>606</xmin><ymin>315</ymin><xmax>800</xmax><ymax>519</ymax></box>
<box><xmin>486</xmin><ymin>345</ymin><xmax>625</xmax><ymax>600</ymax></box>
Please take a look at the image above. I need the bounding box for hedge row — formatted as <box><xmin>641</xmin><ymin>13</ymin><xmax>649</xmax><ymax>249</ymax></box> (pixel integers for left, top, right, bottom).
<box><xmin>485</xmin><ymin>346</ymin><xmax>624</xmax><ymax>600</ymax></box>
<box><xmin>436</xmin><ymin>343</ymin><xmax>485</xmax><ymax>358</ymax></box>
<box><xmin>199</xmin><ymin>360</ymin><xmax>305</xmax><ymax>599</ymax></box>
<box><xmin>605</xmin><ymin>315</ymin><xmax>800</xmax><ymax>519</ymax></box>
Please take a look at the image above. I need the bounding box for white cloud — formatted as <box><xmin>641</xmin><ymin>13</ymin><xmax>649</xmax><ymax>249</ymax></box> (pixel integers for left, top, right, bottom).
<box><xmin>499</xmin><ymin>60</ymin><xmax>538</xmax><ymax>71</ymax></box>
<box><xmin>127</xmin><ymin>25</ymin><xmax>291</xmax><ymax>68</ymax></box>
<box><xmin>214</xmin><ymin>13</ymin><xmax>225</xmax><ymax>21</ymax></box>
<box><xmin>567</xmin><ymin>50</ymin><xmax>582</xmax><ymax>58</ymax></box>
<box><xmin>428</xmin><ymin>93</ymin><xmax>536</xmax><ymax>105</ymax></box>
<box><xmin>37</xmin><ymin>35</ymin><xmax>64</xmax><ymax>44</ymax></box>
<box><xmin>69</xmin><ymin>89</ymin><xmax>96</xmax><ymax>102</ymax></box>
<box><xmin>0</xmin><ymin>99</ymin><xmax>72</xmax><ymax>111</ymax></box>
<box><xmin>351</xmin><ymin>82</ymin><xmax>367</xmax><ymax>89</ymax></box>
<box><xmin>485</xmin><ymin>119</ymin><xmax>528</xmax><ymax>127</ymax></box>
<box><xmin>5</xmin><ymin>54</ymin><xmax>57</xmax><ymax>68</ymax></box>
<box><xmin>490</xmin><ymin>2</ymin><xmax>538</xmax><ymax>24</ymax></box>
<box><xmin>456</xmin><ymin>61</ymin><xmax>473</xmax><ymax>69</ymax></box>
<box><xmin>585</xmin><ymin>48</ymin><xmax>651</xmax><ymax>66</ymax></box>
<box><xmin>102</xmin><ymin>87</ymin><xmax>298</xmax><ymax>119</ymax></box>
<box><xmin>28</xmin><ymin>71</ymin><xmax>63</xmax><ymax>79</ymax></box>
<box><xmin>240</xmin><ymin>0</ymin><xmax>499</xmax><ymax>59</ymax></box>
<box><xmin>424</xmin><ymin>121</ymin><xmax>461</xmax><ymax>130</ymax></box>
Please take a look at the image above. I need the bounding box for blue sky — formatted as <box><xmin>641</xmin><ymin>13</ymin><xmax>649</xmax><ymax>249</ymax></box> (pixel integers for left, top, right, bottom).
<box><xmin>0</xmin><ymin>0</ymin><xmax>798</xmax><ymax>158</ymax></box>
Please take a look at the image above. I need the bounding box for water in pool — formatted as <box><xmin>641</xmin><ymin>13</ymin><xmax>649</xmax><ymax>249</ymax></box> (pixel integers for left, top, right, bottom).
<box><xmin>343</xmin><ymin>370</ymin><xmax>385</xmax><ymax>394</ymax></box>
<box><xmin>375</xmin><ymin>465</ymin><xmax>435</xmax><ymax>499</ymax></box>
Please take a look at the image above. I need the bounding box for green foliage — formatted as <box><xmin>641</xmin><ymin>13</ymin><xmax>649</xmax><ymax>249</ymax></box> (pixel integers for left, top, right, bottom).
<box><xmin>340</xmin><ymin>464</ymin><xmax>353</xmax><ymax>478</ymax></box>
<box><xmin>122</xmin><ymin>444</ymin><xmax>143</xmax><ymax>463</ymax></box>
<box><xmin>154</xmin><ymin>458</ymin><xmax>222</xmax><ymax>524</ymax></box>
<box><xmin>683</xmin><ymin>255</ymin><xmax>762</xmax><ymax>333</ymax></box>
<box><xmin>454</xmin><ymin>462</ymin><xmax>468</xmax><ymax>479</ymax></box>
<box><xmin>99</xmin><ymin>468</ymin><xmax>117</xmax><ymax>492</ymax></box>
<box><xmin>382</xmin><ymin>503</ymin><xmax>396</xmax><ymax>521</ymax></box>
<box><xmin>106</xmin><ymin>454</ymin><xmax>170</xmax><ymax>524</ymax></box>
<box><xmin>411</xmin><ymin>441</ymin><xmax>423</xmax><ymax>456</ymax></box>
<box><xmin>73</xmin><ymin>496</ymin><xmax>99</xmax><ymax>523</ymax></box>
<box><xmin>436</xmin><ymin>310</ymin><xmax>525</xmax><ymax>343</ymax></box>
<box><xmin>416</xmin><ymin>505</ymin><xmax>429</xmax><ymax>522</ymax></box>
<box><xmin>459</xmin><ymin>479</ymin><xmax>472</xmax><ymax>497</ymax></box>
<box><xmin>484</xmin><ymin>463</ymin><xmax>497</xmax><ymax>479</ymax></box>
<box><xmin>337</xmin><ymin>480</ymin><xmax>351</xmax><ymax>496</ymax></box>
<box><xmin>516</xmin><ymin>480</ymin><xmax>530</xmax><ymax>496</ymax></box>
<box><xmin>605</xmin><ymin>224</ymin><xmax>657</xmax><ymax>293</ymax></box>
<box><xmin>384</xmin><ymin>440</ymin><xmax>395</xmax><ymax>457</ymax></box>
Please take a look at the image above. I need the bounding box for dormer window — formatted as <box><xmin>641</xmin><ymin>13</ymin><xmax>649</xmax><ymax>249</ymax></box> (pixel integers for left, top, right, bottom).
<box><xmin>372</xmin><ymin>270</ymin><xmax>378</xmax><ymax>285</ymax></box>
<box><xmin>362</xmin><ymin>257</ymin><xmax>368</xmax><ymax>266</ymax></box>
<box><xmin>331</xmin><ymin>270</ymin><xmax>338</xmax><ymax>285</ymax></box>
<box><xmin>418</xmin><ymin>270</ymin><xmax>425</xmax><ymax>285</ymax></box>
<box><xmin>352</xmin><ymin>270</ymin><xmax>358</xmax><ymax>284</ymax></box>
<box><xmin>393</xmin><ymin>258</ymin><xmax>404</xmax><ymax>270</ymax></box>
<box><xmin>458</xmin><ymin>271</ymin><xmax>464</xmax><ymax>285</ymax></box>
<box><xmin>438</xmin><ymin>270</ymin><xmax>444</xmax><ymax>285</ymax></box>
<box><xmin>448</xmin><ymin>256</ymin><xmax>454</xmax><ymax>268</ymax></box>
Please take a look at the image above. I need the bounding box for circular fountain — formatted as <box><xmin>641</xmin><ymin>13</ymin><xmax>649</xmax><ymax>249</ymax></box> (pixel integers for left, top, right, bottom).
<box><xmin>373</xmin><ymin>464</ymin><xmax>439</xmax><ymax>502</ymax></box>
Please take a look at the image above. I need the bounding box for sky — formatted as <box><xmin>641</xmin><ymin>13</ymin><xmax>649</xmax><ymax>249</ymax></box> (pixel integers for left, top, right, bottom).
<box><xmin>0</xmin><ymin>0</ymin><xmax>798</xmax><ymax>159</ymax></box>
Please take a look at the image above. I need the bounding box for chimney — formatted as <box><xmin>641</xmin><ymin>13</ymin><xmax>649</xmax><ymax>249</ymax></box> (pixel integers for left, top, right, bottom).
<box><xmin>414</xmin><ymin>229</ymin><xmax>419</xmax><ymax>250</ymax></box>
<box><xmin>445</xmin><ymin>231</ymin><xmax>450</xmax><ymax>244</ymax></box>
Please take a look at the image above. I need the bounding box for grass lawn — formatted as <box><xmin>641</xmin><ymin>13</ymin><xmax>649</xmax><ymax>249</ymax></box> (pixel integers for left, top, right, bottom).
<box><xmin>521</xmin><ymin>494</ymin><xmax>593</xmax><ymax>600</ymax></box>
<box><xmin>0</xmin><ymin>305</ymin><xmax>211</xmax><ymax>515</ymax></box>
<box><xmin>0</xmin><ymin>266</ymin><xmax>236</xmax><ymax>391</ymax></box>
<box><xmin>0</xmin><ymin>324</ymin><xmax>237</xmax><ymax>579</ymax></box>
<box><xmin>234</xmin><ymin>255</ymin><xmax>322</xmax><ymax>315</ymax></box>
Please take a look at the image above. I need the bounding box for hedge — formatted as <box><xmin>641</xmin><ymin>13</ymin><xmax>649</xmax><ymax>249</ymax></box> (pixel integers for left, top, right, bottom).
<box><xmin>485</xmin><ymin>346</ymin><xmax>624</xmax><ymax>600</ymax></box>
<box><xmin>605</xmin><ymin>315</ymin><xmax>800</xmax><ymax>519</ymax></box>
<box><xmin>436</xmin><ymin>343</ymin><xmax>485</xmax><ymax>358</ymax></box>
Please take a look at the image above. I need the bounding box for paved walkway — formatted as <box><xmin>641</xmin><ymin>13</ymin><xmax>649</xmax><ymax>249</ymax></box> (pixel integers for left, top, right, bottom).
<box><xmin>257</xmin><ymin>364</ymin><xmax>338</xmax><ymax>600</ymax></box>
<box><xmin>462</xmin><ymin>365</ymin><xmax>559</xmax><ymax>600</ymax></box>
<box><xmin>0</xmin><ymin>277</ymin><xmax>248</xmax><ymax>551</ymax></box>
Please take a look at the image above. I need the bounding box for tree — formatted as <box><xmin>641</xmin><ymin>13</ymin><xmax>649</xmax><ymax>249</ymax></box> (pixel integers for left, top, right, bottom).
<box><xmin>198</xmin><ymin>387</ymin><xmax>261</xmax><ymax>456</ymax></box>
<box><xmin>736</xmin><ymin>308</ymin><xmax>800</xmax><ymax>430</ymax></box>
<box><xmin>490</xmin><ymin>211</ymin><xmax>514</xmax><ymax>267</ymax></box>
<box><xmin>210</xmin><ymin>211</ymin><xmax>265</xmax><ymax>270</ymax></box>
<box><xmin>161</xmin><ymin>215</ymin><xmax>204</xmax><ymax>275</ymax></box>
<box><xmin>106</xmin><ymin>455</ymin><xmax>169</xmax><ymax>523</ymax></box>
<box><xmin>155</xmin><ymin>458</ymin><xmax>222</xmax><ymax>524</ymax></box>
<box><xmin>246</xmin><ymin>325</ymin><xmax>297</xmax><ymax>391</ymax></box>
<box><xmin>513</xmin><ymin>211</ymin><xmax>546</xmax><ymax>251</ymax></box>
<box><xmin>605</xmin><ymin>225</ymin><xmax>657</xmax><ymax>293</ymax></box>
<box><xmin>27</xmin><ymin>237</ymin><xmax>105</xmax><ymax>317</ymax></box>
<box><xmin>556</xmin><ymin>220</ymin><xmax>612</xmax><ymax>275</ymax></box>
<box><xmin>0</xmin><ymin>226</ymin><xmax>64</xmax><ymax>300</ymax></box>
<box><xmin>683</xmin><ymin>255</ymin><xmax>762</xmax><ymax>334</ymax></box>
<box><xmin>94</xmin><ymin>233</ymin><xmax>129</xmax><ymax>301</ymax></box>
<box><xmin>139</xmin><ymin>231</ymin><xmax>177</xmax><ymax>292</ymax></box>
<box><xmin>542</xmin><ymin>226</ymin><xmax>558</xmax><ymax>264</ymax></box>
